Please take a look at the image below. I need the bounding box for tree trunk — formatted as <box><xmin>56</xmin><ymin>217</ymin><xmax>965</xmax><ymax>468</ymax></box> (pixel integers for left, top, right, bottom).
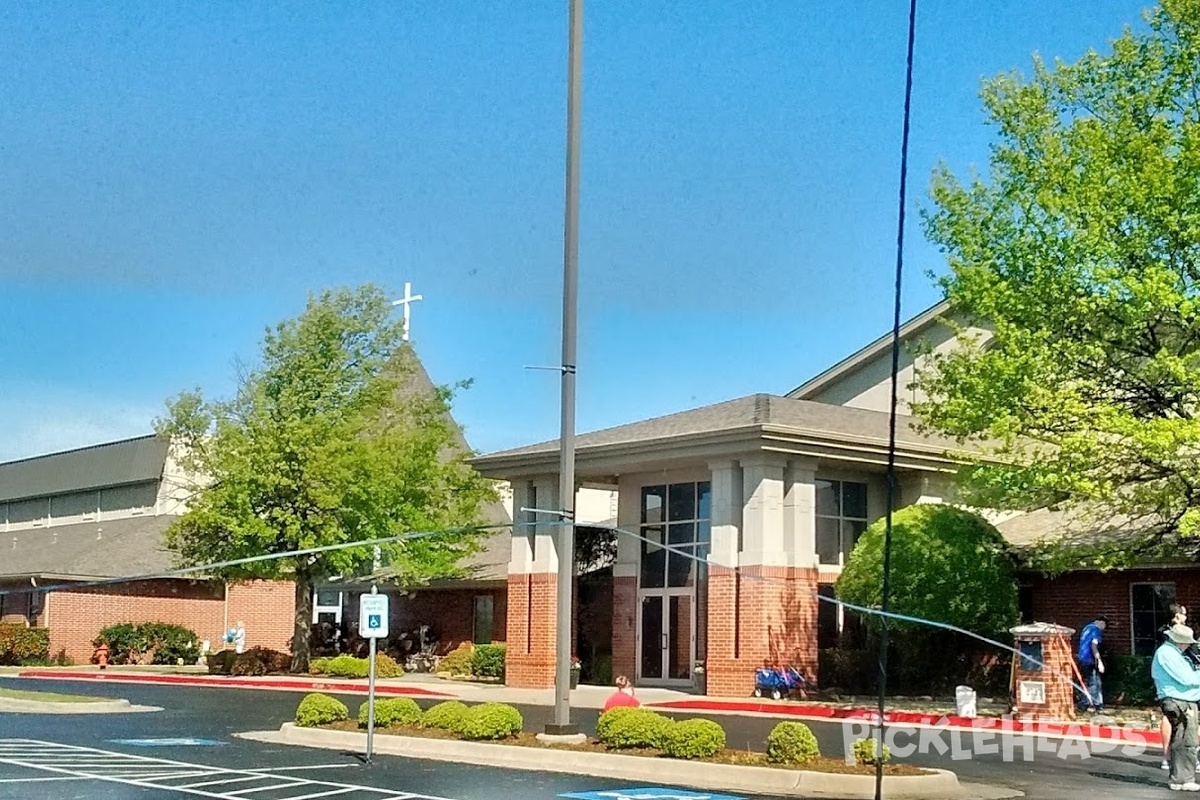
<box><xmin>291</xmin><ymin>567</ymin><xmax>313</xmax><ymax>673</ymax></box>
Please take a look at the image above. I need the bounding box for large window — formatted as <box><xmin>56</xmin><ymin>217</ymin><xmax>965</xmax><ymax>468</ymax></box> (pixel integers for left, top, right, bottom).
<box><xmin>312</xmin><ymin>589</ymin><xmax>343</xmax><ymax>625</ymax></box>
<box><xmin>815</xmin><ymin>480</ymin><xmax>868</xmax><ymax>566</ymax></box>
<box><xmin>640</xmin><ymin>482</ymin><xmax>711</xmax><ymax>589</ymax></box>
<box><xmin>473</xmin><ymin>594</ymin><xmax>494</xmax><ymax>644</ymax></box>
<box><xmin>1132</xmin><ymin>582</ymin><xmax>1176</xmax><ymax>656</ymax></box>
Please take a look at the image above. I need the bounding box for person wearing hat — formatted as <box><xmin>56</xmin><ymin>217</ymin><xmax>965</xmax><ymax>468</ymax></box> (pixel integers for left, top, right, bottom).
<box><xmin>1159</xmin><ymin>604</ymin><xmax>1193</xmax><ymax>770</ymax></box>
<box><xmin>1153</xmin><ymin>623</ymin><xmax>1200</xmax><ymax>791</ymax></box>
<box><xmin>1076</xmin><ymin>613</ymin><xmax>1109</xmax><ymax>713</ymax></box>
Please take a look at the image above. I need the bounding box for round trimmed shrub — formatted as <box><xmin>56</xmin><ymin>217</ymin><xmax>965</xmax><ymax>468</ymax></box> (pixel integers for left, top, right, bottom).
<box><xmin>312</xmin><ymin>654</ymin><xmax>404</xmax><ymax>679</ymax></box>
<box><xmin>595</xmin><ymin>707</ymin><xmax>674</xmax><ymax>750</ymax></box>
<box><xmin>421</xmin><ymin>700</ymin><xmax>469</xmax><ymax>731</ymax></box>
<box><xmin>661</xmin><ymin>718</ymin><xmax>725</xmax><ymax>760</ymax></box>
<box><xmin>437</xmin><ymin>645</ymin><xmax>474</xmax><ymax>676</ymax></box>
<box><xmin>357</xmin><ymin>697</ymin><xmax>422</xmax><ymax>728</ymax></box>
<box><xmin>852</xmin><ymin>737</ymin><xmax>891</xmax><ymax>765</ymax></box>
<box><xmin>469</xmin><ymin>644</ymin><xmax>506</xmax><ymax>679</ymax></box>
<box><xmin>295</xmin><ymin>693</ymin><xmax>349</xmax><ymax>727</ymax></box>
<box><xmin>767</xmin><ymin>721</ymin><xmax>820</xmax><ymax>764</ymax></box>
<box><xmin>456</xmin><ymin>702</ymin><xmax>523</xmax><ymax>740</ymax></box>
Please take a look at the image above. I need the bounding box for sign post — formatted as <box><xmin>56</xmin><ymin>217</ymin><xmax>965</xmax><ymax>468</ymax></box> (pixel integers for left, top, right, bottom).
<box><xmin>358</xmin><ymin>585</ymin><xmax>389</xmax><ymax>762</ymax></box>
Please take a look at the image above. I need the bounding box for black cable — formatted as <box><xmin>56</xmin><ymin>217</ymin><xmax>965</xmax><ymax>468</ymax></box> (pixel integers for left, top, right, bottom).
<box><xmin>877</xmin><ymin>0</ymin><xmax>919</xmax><ymax>797</ymax></box>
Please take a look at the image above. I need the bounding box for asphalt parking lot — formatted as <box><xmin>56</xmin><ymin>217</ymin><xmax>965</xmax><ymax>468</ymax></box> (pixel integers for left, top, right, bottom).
<box><xmin>0</xmin><ymin>676</ymin><xmax>1185</xmax><ymax>800</ymax></box>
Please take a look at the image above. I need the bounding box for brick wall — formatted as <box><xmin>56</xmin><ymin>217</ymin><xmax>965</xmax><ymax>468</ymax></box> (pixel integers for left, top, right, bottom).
<box><xmin>1027</xmin><ymin>567</ymin><xmax>1200</xmax><ymax>656</ymax></box>
<box><xmin>504</xmin><ymin>572</ymin><xmax>558</xmax><ymax>688</ymax></box>
<box><xmin>46</xmin><ymin>578</ymin><xmax>295</xmax><ymax>664</ymax></box>
<box><xmin>226</xmin><ymin>580</ymin><xmax>296</xmax><ymax>653</ymax></box>
<box><xmin>706</xmin><ymin>566</ymin><xmax>819</xmax><ymax>697</ymax></box>
<box><xmin>48</xmin><ymin>579</ymin><xmax>226</xmax><ymax>664</ymax></box>
<box><xmin>388</xmin><ymin>587</ymin><xmax>507</xmax><ymax>653</ymax></box>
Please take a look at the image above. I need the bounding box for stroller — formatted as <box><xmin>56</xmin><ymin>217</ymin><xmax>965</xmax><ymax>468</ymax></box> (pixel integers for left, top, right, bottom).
<box><xmin>753</xmin><ymin>665</ymin><xmax>807</xmax><ymax>700</ymax></box>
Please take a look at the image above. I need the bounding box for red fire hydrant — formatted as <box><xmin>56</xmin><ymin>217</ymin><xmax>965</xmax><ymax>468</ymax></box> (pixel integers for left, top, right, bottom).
<box><xmin>94</xmin><ymin>642</ymin><xmax>109</xmax><ymax>670</ymax></box>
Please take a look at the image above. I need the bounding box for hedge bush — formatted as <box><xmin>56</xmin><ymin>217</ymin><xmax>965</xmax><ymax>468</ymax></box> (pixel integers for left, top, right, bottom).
<box><xmin>766</xmin><ymin>721</ymin><xmax>820</xmax><ymax>765</ymax></box>
<box><xmin>595</xmin><ymin>707</ymin><xmax>674</xmax><ymax>750</ymax></box>
<box><xmin>422</xmin><ymin>700</ymin><xmax>470</xmax><ymax>731</ymax></box>
<box><xmin>310</xmin><ymin>654</ymin><xmax>404</xmax><ymax>679</ymax></box>
<box><xmin>94</xmin><ymin>622</ymin><xmax>199</xmax><ymax>665</ymax></box>
<box><xmin>230</xmin><ymin>647</ymin><xmax>291</xmax><ymax>676</ymax></box>
<box><xmin>456</xmin><ymin>702</ymin><xmax>523</xmax><ymax>740</ymax></box>
<box><xmin>469</xmin><ymin>644</ymin><xmax>506</xmax><ymax>680</ymax></box>
<box><xmin>437</xmin><ymin>645</ymin><xmax>474</xmax><ymax>676</ymax></box>
<box><xmin>207</xmin><ymin>650</ymin><xmax>236</xmax><ymax>674</ymax></box>
<box><xmin>295</xmin><ymin>693</ymin><xmax>349</xmax><ymax>727</ymax></box>
<box><xmin>852</xmin><ymin>737</ymin><xmax>891</xmax><ymax>765</ymax></box>
<box><xmin>357</xmin><ymin>697</ymin><xmax>423</xmax><ymax>728</ymax></box>
<box><xmin>0</xmin><ymin>625</ymin><xmax>50</xmax><ymax>665</ymax></box>
<box><xmin>661</xmin><ymin>718</ymin><xmax>725</xmax><ymax>759</ymax></box>
<box><xmin>1106</xmin><ymin>655</ymin><xmax>1155</xmax><ymax>707</ymax></box>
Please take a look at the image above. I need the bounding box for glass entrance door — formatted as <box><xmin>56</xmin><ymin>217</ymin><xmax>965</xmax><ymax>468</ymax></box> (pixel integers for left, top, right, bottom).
<box><xmin>638</xmin><ymin>590</ymin><xmax>694</xmax><ymax>685</ymax></box>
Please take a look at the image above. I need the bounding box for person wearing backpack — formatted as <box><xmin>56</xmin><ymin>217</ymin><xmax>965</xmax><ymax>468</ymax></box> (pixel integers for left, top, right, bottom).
<box><xmin>1076</xmin><ymin>614</ymin><xmax>1108</xmax><ymax>713</ymax></box>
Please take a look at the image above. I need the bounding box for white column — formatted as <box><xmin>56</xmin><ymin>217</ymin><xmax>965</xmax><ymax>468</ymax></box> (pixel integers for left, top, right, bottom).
<box><xmin>739</xmin><ymin>455</ymin><xmax>788</xmax><ymax>567</ymax></box>
<box><xmin>614</xmin><ymin>476</ymin><xmax>642</xmax><ymax>580</ymax></box>
<box><xmin>508</xmin><ymin>481</ymin><xmax>535</xmax><ymax>575</ymax></box>
<box><xmin>530</xmin><ymin>475</ymin><xmax>560</xmax><ymax>574</ymax></box>
<box><xmin>784</xmin><ymin>460</ymin><xmax>818</xmax><ymax>569</ymax></box>
<box><xmin>708</xmin><ymin>461</ymin><xmax>741</xmax><ymax>570</ymax></box>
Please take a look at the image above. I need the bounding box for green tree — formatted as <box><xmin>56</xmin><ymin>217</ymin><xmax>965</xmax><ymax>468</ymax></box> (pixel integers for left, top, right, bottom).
<box><xmin>836</xmin><ymin>505</ymin><xmax>1019</xmax><ymax>643</ymax></box>
<box><xmin>915</xmin><ymin>0</ymin><xmax>1200</xmax><ymax>568</ymax></box>
<box><xmin>155</xmin><ymin>285</ymin><xmax>496</xmax><ymax>672</ymax></box>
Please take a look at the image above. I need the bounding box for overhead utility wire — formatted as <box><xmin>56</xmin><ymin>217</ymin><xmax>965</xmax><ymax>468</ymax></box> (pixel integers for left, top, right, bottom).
<box><xmin>877</xmin><ymin>0</ymin><xmax>920</xmax><ymax>796</ymax></box>
<box><xmin>0</xmin><ymin>517</ymin><xmax>1080</xmax><ymax>692</ymax></box>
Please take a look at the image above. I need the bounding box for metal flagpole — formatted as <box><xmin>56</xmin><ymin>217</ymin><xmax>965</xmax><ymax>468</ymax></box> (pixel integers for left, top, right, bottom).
<box><xmin>547</xmin><ymin>0</ymin><xmax>583</xmax><ymax>737</ymax></box>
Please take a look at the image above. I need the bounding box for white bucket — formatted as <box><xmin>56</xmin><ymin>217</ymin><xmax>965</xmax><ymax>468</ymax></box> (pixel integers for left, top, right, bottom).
<box><xmin>955</xmin><ymin>685</ymin><xmax>978</xmax><ymax>718</ymax></box>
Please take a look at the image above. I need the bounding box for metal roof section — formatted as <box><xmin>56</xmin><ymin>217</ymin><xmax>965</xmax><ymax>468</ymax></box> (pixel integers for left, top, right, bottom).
<box><xmin>0</xmin><ymin>435</ymin><xmax>168</xmax><ymax>504</ymax></box>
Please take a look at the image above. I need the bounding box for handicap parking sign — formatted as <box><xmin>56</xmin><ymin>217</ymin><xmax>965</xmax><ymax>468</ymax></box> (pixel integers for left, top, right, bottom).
<box><xmin>358</xmin><ymin>593</ymin><xmax>389</xmax><ymax>639</ymax></box>
<box><xmin>560</xmin><ymin>789</ymin><xmax>744</xmax><ymax>800</ymax></box>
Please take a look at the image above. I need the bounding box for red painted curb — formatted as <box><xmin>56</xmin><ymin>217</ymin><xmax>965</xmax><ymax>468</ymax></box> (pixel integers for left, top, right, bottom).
<box><xmin>649</xmin><ymin>699</ymin><xmax>1162</xmax><ymax>746</ymax></box>
<box><xmin>17</xmin><ymin>670</ymin><xmax>454</xmax><ymax>698</ymax></box>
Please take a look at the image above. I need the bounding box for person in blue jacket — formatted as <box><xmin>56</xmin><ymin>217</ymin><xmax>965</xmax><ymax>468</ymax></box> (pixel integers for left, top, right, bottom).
<box><xmin>1076</xmin><ymin>614</ymin><xmax>1108</xmax><ymax>713</ymax></box>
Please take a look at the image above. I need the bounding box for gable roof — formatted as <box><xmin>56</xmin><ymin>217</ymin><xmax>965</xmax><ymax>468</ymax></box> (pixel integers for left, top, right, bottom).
<box><xmin>0</xmin><ymin>514</ymin><xmax>178</xmax><ymax>581</ymax></box>
<box><xmin>787</xmin><ymin>299</ymin><xmax>952</xmax><ymax>400</ymax></box>
<box><xmin>0</xmin><ymin>435</ymin><xmax>168</xmax><ymax>504</ymax></box>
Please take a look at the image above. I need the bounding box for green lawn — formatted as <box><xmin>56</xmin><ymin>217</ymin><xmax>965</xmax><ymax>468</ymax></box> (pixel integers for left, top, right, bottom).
<box><xmin>0</xmin><ymin>687</ymin><xmax>106</xmax><ymax>703</ymax></box>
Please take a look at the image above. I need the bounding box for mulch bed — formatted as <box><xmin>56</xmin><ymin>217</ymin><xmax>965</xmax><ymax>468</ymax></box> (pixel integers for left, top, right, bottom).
<box><xmin>317</xmin><ymin>721</ymin><xmax>927</xmax><ymax>776</ymax></box>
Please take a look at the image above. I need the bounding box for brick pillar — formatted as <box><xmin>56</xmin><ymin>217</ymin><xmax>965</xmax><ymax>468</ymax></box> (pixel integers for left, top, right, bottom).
<box><xmin>705</xmin><ymin>457</ymin><xmax>820</xmax><ymax>697</ymax></box>
<box><xmin>1011</xmin><ymin>623</ymin><xmax>1077</xmax><ymax>720</ymax></box>
<box><xmin>611</xmin><ymin>575</ymin><xmax>637</xmax><ymax>680</ymax></box>
<box><xmin>705</xmin><ymin>566</ymin><xmax>819</xmax><ymax>696</ymax></box>
<box><xmin>504</xmin><ymin>477</ymin><xmax>562</xmax><ymax>689</ymax></box>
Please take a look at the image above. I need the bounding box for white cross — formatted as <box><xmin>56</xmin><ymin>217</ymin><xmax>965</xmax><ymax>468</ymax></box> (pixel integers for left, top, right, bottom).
<box><xmin>392</xmin><ymin>281</ymin><xmax>423</xmax><ymax>343</ymax></box>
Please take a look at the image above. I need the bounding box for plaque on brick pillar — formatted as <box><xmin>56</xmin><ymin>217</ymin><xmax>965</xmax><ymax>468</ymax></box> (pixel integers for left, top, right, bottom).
<box><xmin>1009</xmin><ymin>622</ymin><xmax>1076</xmax><ymax>721</ymax></box>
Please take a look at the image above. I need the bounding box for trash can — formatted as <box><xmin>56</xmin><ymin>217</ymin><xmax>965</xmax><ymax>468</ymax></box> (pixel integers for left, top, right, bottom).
<box><xmin>955</xmin><ymin>685</ymin><xmax>978</xmax><ymax>718</ymax></box>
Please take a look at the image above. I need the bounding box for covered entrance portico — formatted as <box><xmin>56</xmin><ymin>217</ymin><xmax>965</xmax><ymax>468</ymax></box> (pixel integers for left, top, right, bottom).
<box><xmin>472</xmin><ymin>393</ymin><xmax>962</xmax><ymax>696</ymax></box>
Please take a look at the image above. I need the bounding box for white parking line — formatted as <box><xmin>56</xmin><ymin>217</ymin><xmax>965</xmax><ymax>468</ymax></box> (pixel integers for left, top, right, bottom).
<box><xmin>0</xmin><ymin>738</ymin><xmax>462</xmax><ymax>800</ymax></box>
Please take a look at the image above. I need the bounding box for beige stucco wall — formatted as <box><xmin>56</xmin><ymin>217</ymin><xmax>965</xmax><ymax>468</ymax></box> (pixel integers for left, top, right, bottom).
<box><xmin>804</xmin><ymin>316</ymin><xmax>990</xmax><ymax>416</ymax></box>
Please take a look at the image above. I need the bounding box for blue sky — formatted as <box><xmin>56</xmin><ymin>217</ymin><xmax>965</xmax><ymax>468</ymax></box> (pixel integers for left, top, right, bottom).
<box><xmin>0</xmin><ymin>1</ymin><xmax>1152</xmax><ymax>461</ymax></box>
